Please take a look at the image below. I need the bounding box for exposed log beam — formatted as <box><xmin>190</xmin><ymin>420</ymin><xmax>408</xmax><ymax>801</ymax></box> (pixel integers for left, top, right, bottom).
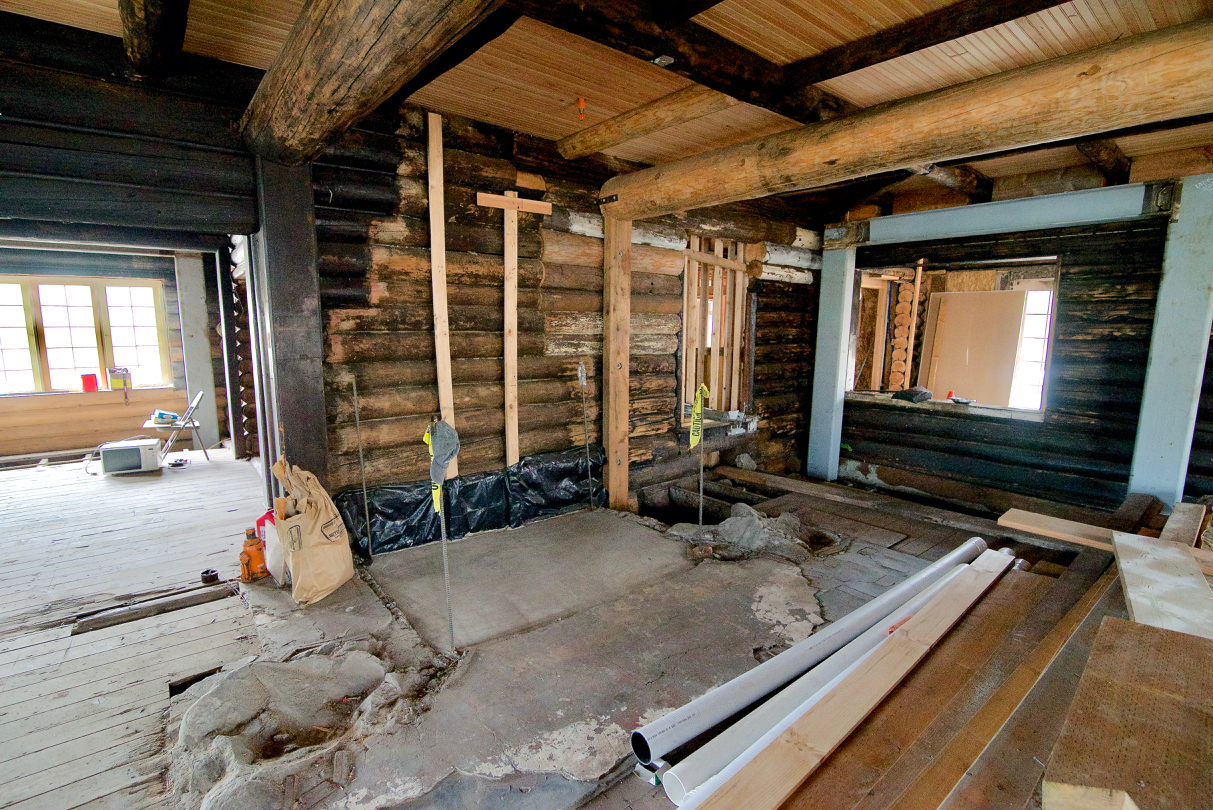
<box><xmin>1076</xmin><ymin>139</ymin><xmax>1132</xmax><ymax>185</ymax></box>
<box><xmin>600</xmin><ymin>19</ymin><xmax>1213</xmax><ymax>221</ymax></box>
<box><xmin>648</xmin><ymin>0</ymin><xmax>726</xmax><ymax>26</ymax></box>
<box><xmin>506</xmin><ymin>0</ymin><xmax>856</xmax><ymax>124</ymax></box>
<box><xmin>558</xmin><ymin>85</ymin><xmax>739</xmax><ymax>160</ymax></box>
<box><xmin>781</xmin><ymin>0</ymin><xmax>1066</xmax><ymax>89</ymax></box>
<box><xmin>912</xmin><ymin>163</ymin><xmax>993</xmax><ymax>202</ymax></box>
<box><xmin>242</xmin><ymin>0</ymin><xmax>503</xmax><ymax>165</ymax></box>
<box><xmin>117</xmin><ymin>0</ymin><xmax>191</xmax><ymax>75</ymax></box>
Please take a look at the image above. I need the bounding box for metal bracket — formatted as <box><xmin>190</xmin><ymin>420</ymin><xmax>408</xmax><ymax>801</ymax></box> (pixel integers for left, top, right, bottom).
<box><xmin>594</xmin><ymin>194</ymin><xmax>618</xmax><ymax>206</ymax></box>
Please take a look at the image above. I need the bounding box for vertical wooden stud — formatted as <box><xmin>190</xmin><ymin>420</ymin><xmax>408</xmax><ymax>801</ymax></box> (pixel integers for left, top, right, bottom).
<box><xmin>604</xmin><ymin>216</ymin><xmax>632</xmax><ymax>510</ymax></box>
<box><xmin>680</xmin><ymin>236</ymin><xmax>700</xmax><ymax>420</ymax></box>
<box><xmin>729</xmin><ymin>265</ymin><xmax>747</xmax><ymax>410</ymax></box>
<box><xmin>904</xmin><ymin>259</ymin><xmax>924</xmax><ymax>392</ymax></box>
<box><xmin>427</xmin><ymin>112</ymin><xmax>457</xmax><ymax>477</ymax></box>
<box><xmin>696</xmin><ymin>253</ymin><xmax>710</xmax><ymax>409</ymax></box>
<box><xmin>503</xmin><ymin>190</ymin><xmax>519</xmax><ymax>466</ymax></box>
<box><xmin>720</xmin><ymin>257</ymin><xmax>736</xmax><ymax>409</ymax></box>
<box><xmin>709</xmin><ymin>240</ymin><xmax>725</xmax><ymax>407</ymax></box>
<box><xmin>871</xmin><ymin>279</ymin><xmax>889</xmax><ymax>390</ymax></box>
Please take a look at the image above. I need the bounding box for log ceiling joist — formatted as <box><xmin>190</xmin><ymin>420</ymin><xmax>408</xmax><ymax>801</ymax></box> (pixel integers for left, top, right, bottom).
<box><xmin>599</xmin><ymin>18</ymin><xmax>1213</xmax><ymax>221</ymax></box>
<box><xmin>1076</xmin><ymin>139</ymin><xmax>1132</xmax><ymax>186</ymax></box>
<box><xmin>242</xmin><ymin>0</ymin><xmax>504</xmax><ymax>165</ymax></box>
<box><xmin>117</xmin><ymin>0</ymin><xmax>191</xmax><ymax>75</ymax></box>
<box><xmin>780</xmin><ymin>0</ymin><xmax>1068</xmax><ymax>89</ymax></box>
<box><xmin>504</xmin><ymin>0</ymin><xmax>857</xmax><ymax>124</ymax></box>
<box><xmin>557</xmin><ymin>84</ymin><xmax>739</xmax><ymax>160</ymax></box>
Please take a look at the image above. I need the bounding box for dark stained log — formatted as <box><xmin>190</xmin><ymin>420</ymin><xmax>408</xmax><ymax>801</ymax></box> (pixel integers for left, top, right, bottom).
<box><xmin>398</xmin><ymin>107</ymin><xmax>515</xmax><ymax>158</ymax></box>
<box><xmin>649</xmin><ymin>0</ymin><xmax>726</xmax><ymax>25</ymax></box>
<box><xmin>912</xmin><ymin>163</ymin><xmax>993</xmax><ymax>202</ymax></box>
<box><xmin>779</xmin><ymin>172</ymin><xmax>914</xmax><ymax>225</ymax></box>
<box><xmin>1076</xmin><ymin>139</ymin><xmax>1132</xmax><ymax>185</ymax></box>
<box><xmin>312</xmin><ymin>165</ymin><xmax>400</xmax><ymax>214</ymax></box>
<box><xmin>317</xmin><ymin>130</ymin><xmax>405</xmax><ymax>172</ymax></box>
<box><xmin>325</xmin><ymin>354</ymin><xmax>675</xmax><ymax>391</ymax></box>
<box><xmin>514</xmin><ymin>133</ymin><xmax>650</xmax><ymax>187</ymax></box>
<box><xmin>241</xmin><ymin>0</ymin><xmax>504</xmax><ymax>164</ymax></box>
<box><xmin>253</xmin><ymin>159</ymin><xmax>329</xmax><ymax>486</ymax></box>
<box><xmin>780</xmin><ymin>0</ymin><xmax>1067</xmax><ymax>89</ymax></box>
<box><xmin>118</xmin><ymin>0</ymin><xmax>190</xmax><ymax>75</ymax></box>
<box><xmin>505</xmin><ymin>0</ymin><xmax>857</xmax><ymax>124</ymax></box>
<box><xmin>0</xmin><ymin>219</ymin><xmax>228</xmax><ymax>251</ymax></box>
<box><xmin>0</xmin><ymin>10</ymin><xmax>262</xmax><ymax>107</ymax></box>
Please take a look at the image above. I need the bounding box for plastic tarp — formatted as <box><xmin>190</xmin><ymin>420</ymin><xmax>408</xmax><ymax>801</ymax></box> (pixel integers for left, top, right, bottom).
<box><xmin>336</xmin><ymin>446</ymin><xmax>604</xmax><ymax>559</ymax></box>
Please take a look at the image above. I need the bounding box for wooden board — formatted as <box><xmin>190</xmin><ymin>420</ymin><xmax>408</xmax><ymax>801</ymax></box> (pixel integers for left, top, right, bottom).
<box><xmin>1159</xmin><ymin>502</ymin><xmax>1205</xmax><ymax>547</ymax></box>
<box><xmin>427</xmin><ymin>112</ymin><xmax>458</xmax><ymax>478</ymax></box>
<box><xmin>1000</xmin><ymin>508</ymin><xmax>1213</xmax><ymax>575</ymax></box>
<box><xmin>0</xmin><ymin>388</ymin><xmax>190</xmax><ymax>457</ymax></box>
<box><xmin>1044</xmin><ymin>616</ymin><xmax>1213</xmax><ymax>810</ymax></box>
<box><xmin>755</xmin><ymin>492</ymin><xmax>907</xmax><ymax>548</ymax></box>
<box><xmin>695</xmin><ymin>549</ymin><xmax>1013</xmax><ymax>810</ymax></box>
<box><xmin>603</xmin><ymin>217</ymin><xmax>631</xmax><ymax>509</ymax></box>
<box><xmin>1112</xmin><ymin>531</ymin><xmax>1213</xmax><ymax>639</ymax></box>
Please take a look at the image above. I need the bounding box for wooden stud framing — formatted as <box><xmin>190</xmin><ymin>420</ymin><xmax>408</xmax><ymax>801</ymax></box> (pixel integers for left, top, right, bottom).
<box><xmin>680</xmin><ymin>236</ymin><xmax>701</xmax><ymax>419</ymax></box>
<box><xmin>903</xmin><ymin>259</ymin><xmax>923</xmax><ymax>391</ymax></box>
<box><xmin>709</xmin><ymin>240</ymin><xmax>725</xmax><ymax>407</ymax></box>
<box><xmin>696</xmin><ymin>251</ymin><xmax>710</xmax><ymax>413</ymax></box>
<box><xmin>604</xmin><ymin>216</ymin><xmax>632</xmax><ymax>509</ymax></box>
<box><xmin>729</xmin><ymin>265</ymin><xmax>747</xmax><ymax>410</ymax></box>
<box><xmin>869</xmin><ymin>277</ymin><xmax>890</xmax><ymax>390</ymax></box>
<box><xmin>720</xmin><ymin>263</ymin><xmax>735</xmax><ymax>410</ymax></box>
<box><xmin>427</xmin><ymin>112</ymin><xmax>457</xmax><ymax>477</ymax></box>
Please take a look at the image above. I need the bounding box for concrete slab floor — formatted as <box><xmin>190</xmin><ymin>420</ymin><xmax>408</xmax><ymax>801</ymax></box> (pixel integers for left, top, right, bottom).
<box><xmin>370</xmin><ymin>509</ymin><xmax>694</xmax><ymax>650</ymax></box>
<box><xmin>332</xmin><ymin>556</ymin><xmax>822</xmax><ymax>809</ymax></box>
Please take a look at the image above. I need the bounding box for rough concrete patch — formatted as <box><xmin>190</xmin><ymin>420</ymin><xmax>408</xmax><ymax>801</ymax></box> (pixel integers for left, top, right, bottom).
<box><xmin>497</xmin><ymin>715</ymin><xmax>631</xmax><ymax>782</ymax></box>
<box><xmin>326</xmin><ymin>777</ymin><xmax>430</xmax><ymax>810</ymax></box>
<box><xmin>751</xmin><ymin>566</ymin><xmax>823</xmax><ymax>644</ymax></box>
<box><xmin>242</xmin><ymin>575</ymin><xmax>396</xmax><ymax>661</ymax></box>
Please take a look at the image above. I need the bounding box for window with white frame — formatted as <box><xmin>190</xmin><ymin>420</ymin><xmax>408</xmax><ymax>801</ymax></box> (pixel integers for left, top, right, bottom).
<box><xmin>0</xmin><ymin>276</ymin><xmax>170</xmax><ymax>394</ymax></box>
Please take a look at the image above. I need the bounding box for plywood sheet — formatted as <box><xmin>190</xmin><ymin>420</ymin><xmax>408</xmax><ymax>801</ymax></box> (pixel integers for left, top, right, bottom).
<box><xmin>921</xmin><ymin>290</ymin><xmax>1027</xmax><ymax>408</ymax></box>
<box><xmin>1045</xmin><ymin>616</ymin><xmax>1213</xmax><ymax>810</ymax></box>
<box><xmin>1112</xmin><ymin>531</ymin><xmax>1213</xmax><ymax>639</ymax></box>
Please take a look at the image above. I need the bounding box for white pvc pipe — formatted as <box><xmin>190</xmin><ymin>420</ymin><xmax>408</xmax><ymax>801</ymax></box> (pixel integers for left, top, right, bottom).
<box><xmin>662</xmin><ymin>563</ymin><xmax>969</xmax><ymax>805</ymax></box>
<box><xmin>677</xmin><ymin>642</ymin><xmax>886</xmax><ymax>810</ymax></box>
<box><xmin>631</xmin><ymin>537</ymin><xmax>987</xmax><ymax>764</ymax></box>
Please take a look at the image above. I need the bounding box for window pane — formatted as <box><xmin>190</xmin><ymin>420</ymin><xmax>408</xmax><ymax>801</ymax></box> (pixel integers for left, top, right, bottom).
<box><xmin>1020</xmin><ymin>337</ymin><xmax>1047</xmax><ymax>363</ymax></box>
<box><xmin>64</xmin><ymin>286</ymin><xmax>92</xmax><ymax>306</ymax></box>
<box><xmin>113</xmin><ymin>346</ymin><xmax>139</xmax><ymax>367</ymax></box>
<box><xmin>0</xmin><ymin>328</ymin><xmax>29</xmax><ymax>350</ymax></box>
<box><xmin>111</xmin><ymin>326</ymin><xmax>136</xmax><ymax>347</ymax></box>
<box><xmin>0</xmin><ymin>306</ymin><xmax>25</xmax><ymax>328</ymax></box>
<box><xmin>46</xmin><ymin>347</ymin><xmax>74</xmax><ymax>367</ymax></box>
<box><xmin>42</xmin><ymin>306</ymin><xmax>69</xmax><ymax>327</ymax></box>
<box><xmin>109</xmin><ymin>306</ymin><xmax>133</xmax><ymax>327</ymax></box>
<box><xmin>1</xmin><ymin>370</ymin><xmax>36</xmax><ymax>394</ymax></box>
<box><xmin>74</xmin><ymin>347</ymin><xmax>99</xmax><ymax>366</ymax></box>
<box><xmin>44</xmin><ymin>327</ymin><xmax>72</xmax><ymax>348</ymax></box>
<box><xmin>137</xmin><ymin>345</ymin><xmax>161</xmax><ymax>367</ymax></box>
<box><xmin>132</xmin><ymin>365</ymin><xmax>162</xmax><ymax>386</ymax></box>
<box><xmin>132</xmin><ymin>307</ymin><xmax>158</xmax><ymax>327</ymax></box>
<box><xmin>70</xmin><ymin>327</ymin><xmax>97</xmax><ymax>347</ymax></box>
<box><xmin>129</xmin><ymin>287</ymin><xmax>155</xmax><ymax>307</ymax></box>
<box><xmin>0</xmin><ymin>284</ymin><xmax>22</xmax><ymax>306</ymax></box>
<box><xmin>67</xmin><ymin>306</ymin><xmax>95</xmax><ymax>327</ymax></box>
<box><xmin>39</xmin><ymin>285</ymin><xmax>66</xmax><ymax>306</ymax></box>
<box><xmin>1026</xmin><ymin>290</ymin><xmax>1053</xmax><ymax>315</ymax></box>
<box><xmin>134</xmin><ymin>326</ymin><xmax>159</xmax><ymax>346</ymax></box>
<box><xmin>48</xmin><ymin>368</ymin><xmax>79</xmax><ymax>390</ymax></box>
<box><xmin>1022</xmin><ymin>313</ymin><xmax>1049</xmax><ymax>339</ymax></box>
<box><xmin>2</xmin><ymin>347</ymin><xmax>32</xmax><ymax>370</ymax></box>
<box><xmin>105</xmin><ymin>286</ymin><xmax>131</xmax><ymax>307</ymax></box>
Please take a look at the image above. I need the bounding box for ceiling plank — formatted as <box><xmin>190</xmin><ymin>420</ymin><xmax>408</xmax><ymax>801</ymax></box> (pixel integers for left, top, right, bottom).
<box><xmin>242</xmin><ymin>0</ymin><xmax>503</xmax><ymax>164</ymax></box>
<box><xmin>1076</xmin><ymin>140</ymin><xmax>1132</xmax><ymax>186</ymax></box>
<box><xmin>599</xmin><ymin>18</ymin><xmax>1213</xmax><ymax>220</ymax></box>
<box><xmin>505</xmin><ymin>0</ymin><xmax>857</xmax><ymax>124</ymax></box>
<box><xmin>781</xmin><ymin>0</ymin><xmax>1067</xmax><ymax>89</ymax></box>
<box><xmin>557</xmin><ymin>85</ymin><xmax>739</xmax><ymax>160</ymax></box>
<box><xmin>117</xmin><ymin>0</ymin><xmax>191</xmax><ymax>75</ymax></box>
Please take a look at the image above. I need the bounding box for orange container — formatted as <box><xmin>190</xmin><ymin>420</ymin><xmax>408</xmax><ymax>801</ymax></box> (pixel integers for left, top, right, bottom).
<box><xmin>239</xmin><ymin>528</ymin><xmax>269</xmax><ymax>582</ymax></box>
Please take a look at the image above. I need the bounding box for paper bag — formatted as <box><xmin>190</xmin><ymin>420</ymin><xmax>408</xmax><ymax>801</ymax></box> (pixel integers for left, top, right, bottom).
<box><xmin>271</xmin><ymin>458</ymin><xmax>353</xmax><ymax>605</ymax></box>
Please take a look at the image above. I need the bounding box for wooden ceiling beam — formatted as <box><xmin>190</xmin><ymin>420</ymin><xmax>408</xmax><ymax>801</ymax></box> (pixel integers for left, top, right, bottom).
<box><xmin>781</xmin><ymin>0</ymin><xmax>1066</xmax><ymax>89</ymax></box>
<box><xmin>242</xmin><ymin>0</ymin><xmax>503</xmax><ymax>165</ymax></box>
<box><xmin>506</xmin><ymin>0</ymin><xmax>857</xmax><ymax>124</ymax></box>
<box><xmin>912</xmin><ymin>163</ymin><xmax>993</xmax><ymax>202</ymax></box>
<box><xmin>117</xmin><ymin>0</ymin><xmax>191</xmax><ymax>76</ymax></box>
<box><xmin>648</xmin><ymin>0</ymin><xmax>727</xmax><ymax>26</ymax></box>
<box><xmin>599</xmin><ymin>19</ymin><xmax>1213</xmax><ymax>221</ymax></box>
<box><xmin>1076</xmin><ymin>139</ymin><xmax>1132</xmax><ymax>185</ymax></box>
<box><xmin>557</xmin><ymin>85</ymin><xmax>739</xmax><ymax>160</ymax></box>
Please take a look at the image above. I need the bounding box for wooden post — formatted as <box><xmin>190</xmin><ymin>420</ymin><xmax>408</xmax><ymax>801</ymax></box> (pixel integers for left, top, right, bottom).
<box><xmin>214</xmin><ymin>249</ymin><xmax>245</xmax><ymax>459</ymax></box>
<box><xmin>681</xmin><ymin>237</ymin><xmax>701</xmax><ymax>417</ymax></box>
<box><xmin>604</xmin><ymin>216</ymin><xmax>632</xmax><ymax>510</ymax></box>
<box><xmin>729</xmin><ymin>265</ymin><xmax>746</xmax><ymax>410</ymax></box>
<box><xmin>474</xmin><ymin>190</ymin><xmax>552</xmax><ymax>466</ymax></box>
<box><xmin>428</xmin><ymin>112</ymin><xmax>457</xmax><ymax>478</ymax></box>
<box><xmin>709</xmin><ymin>240</ymin><xmax>725</xmax><ymax>407</ymax></box>
<box><xmin>720</xmin><ymin>259</ymin><xmax>735</xmax><ymax>409</ymax></box>
<box><xmin>905</xmin><ymin>259</ymin><xmax>923</xmax><ymax>390</ymax></box>
<box><xmin>871</xmin><ymin>279</ymin><xmax>889</xmax><ymax>390</ymax></box>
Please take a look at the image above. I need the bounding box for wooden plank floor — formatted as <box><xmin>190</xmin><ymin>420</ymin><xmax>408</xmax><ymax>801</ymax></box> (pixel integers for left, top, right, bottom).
<box><xmin>0</xmin><ymin>450</ymin><xmax>265</xmax><ymax>809</ymax></box>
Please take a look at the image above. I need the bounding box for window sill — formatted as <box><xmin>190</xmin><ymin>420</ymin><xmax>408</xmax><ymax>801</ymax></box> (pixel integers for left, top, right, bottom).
<box><xmin>845</xmin><ymin>390</ymin><xmax>1045</xmax><ymax>422</ymax></box>
<box><xmin>0</xmin><ymin>385</ymin><xmax>176</xmax><ymax>400</ymax></box>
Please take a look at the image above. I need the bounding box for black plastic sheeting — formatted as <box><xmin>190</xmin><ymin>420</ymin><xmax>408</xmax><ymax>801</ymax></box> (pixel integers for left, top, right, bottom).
<box><xmin>335</xmin><ymin>446</ymin><xmax>605</xmax><ymax>560</ymax></box>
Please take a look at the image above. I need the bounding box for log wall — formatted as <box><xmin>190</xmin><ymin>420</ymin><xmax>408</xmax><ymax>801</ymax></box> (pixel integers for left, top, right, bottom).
<box><xmin>750</xmin><ymin>280</ymin><xmax>818</xmax><ymax>474</ymax></box>
<box><xmin>844</xmin><ymin>219</ymin><xmax>1168</xmax><ymax>510</ymax></box>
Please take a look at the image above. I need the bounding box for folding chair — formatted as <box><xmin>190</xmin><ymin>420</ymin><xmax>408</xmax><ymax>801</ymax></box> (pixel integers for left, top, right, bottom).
<box><xmin>161</xmin><ymin>390</ymin><xmax>209</xmax><ymax>460</ymax></box>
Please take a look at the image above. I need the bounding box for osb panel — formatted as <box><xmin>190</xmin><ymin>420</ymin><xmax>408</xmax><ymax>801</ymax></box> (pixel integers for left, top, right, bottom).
<box><xmin>0</xmin><ymin>0</ymin><xmax>302</xmax><ymax>69</ymax></box>
<box><xmin>817</xmin><ymin>0</ymin><xmax>1213</xmax><ymax>108</ymax></box>
<box><xmin>409</xmin><ymin>17</ymin><xmax>798</xmax><ymax>165</ymax></box>
<box><xmin>694</xmin><ymin>0</ymin><xmax>960</xmax><ymax>66</ymax></box>
<box><xmin>1044</xmin><ymin>616</ymin><xmax>1213</xmax><ymax>810</ymax></box>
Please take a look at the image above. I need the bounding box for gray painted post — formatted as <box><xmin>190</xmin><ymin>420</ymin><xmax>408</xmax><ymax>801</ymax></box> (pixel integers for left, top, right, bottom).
<box><xmin>807</xmin><ymin>247</ymin><xmax>857</xmax><ymax>480</ymax></box>
<box><xmin>1128</xmin><ymin>173</ymin><xmax>1213</xmax><ymax>505</ymax></box>
<box><xmin>174</xmin><ymin>253</ymin><xmax>220</xmax><ymax>451</ymax></box>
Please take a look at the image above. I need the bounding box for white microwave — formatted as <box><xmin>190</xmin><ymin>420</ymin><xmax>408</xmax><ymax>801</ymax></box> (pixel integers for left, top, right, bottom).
<box><xmin>98</xmin><ymin>438</ymin><xmax>161</xmax><ymax>474</ymax></box>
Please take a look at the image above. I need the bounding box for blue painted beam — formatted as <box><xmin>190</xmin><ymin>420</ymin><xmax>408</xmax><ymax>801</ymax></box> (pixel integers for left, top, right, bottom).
<box><xmin>807</xmin><ymin>247</ymin><xmax>857</xmax><ymax>480</ymax></box>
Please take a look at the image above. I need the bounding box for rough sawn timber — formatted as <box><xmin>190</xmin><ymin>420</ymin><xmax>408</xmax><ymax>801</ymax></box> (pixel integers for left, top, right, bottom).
<box><xmin>242</xmin><ymin>0</ymin><xmax>503</xmax><ymax>163</ymax></box>
<box><xmin>600</xmin><ymin>18</ymin><xmax>1213</xmax><ymax>220</ymax></box>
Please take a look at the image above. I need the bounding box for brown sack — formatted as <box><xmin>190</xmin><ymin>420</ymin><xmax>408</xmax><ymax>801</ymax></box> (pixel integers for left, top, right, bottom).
<box><xmin>271</xmin><ymin>458</ymin><xmax>354</xmax><ymax>605</ymax></box>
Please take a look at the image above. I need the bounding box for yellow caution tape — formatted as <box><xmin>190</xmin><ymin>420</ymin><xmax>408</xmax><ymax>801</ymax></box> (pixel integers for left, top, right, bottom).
<box><xmin>690</xmin><ymin>383</ymin><xmax>709</xmax><ymax>449</ymax></box>
<box><xmin>424</xmin><ymin>424</ymin><xmax>441</xmax><ymax>513</ymax></box>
